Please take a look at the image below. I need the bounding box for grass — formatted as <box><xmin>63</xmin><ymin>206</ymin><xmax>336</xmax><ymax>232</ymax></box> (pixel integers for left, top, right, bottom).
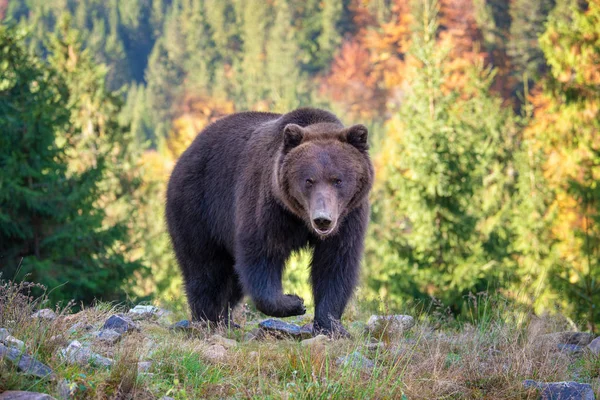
<box><xmin>0</xmin><ymin>279</ymin><xmax>599</xmax><ymax>399</ymax></box>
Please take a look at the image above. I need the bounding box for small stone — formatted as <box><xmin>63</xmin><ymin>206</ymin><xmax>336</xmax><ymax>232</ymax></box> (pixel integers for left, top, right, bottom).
<box><xmin>523</xmin><ymin>380</ymin><xmax>595</xmax><ymax>400</ymax></box>
<box><xmin>57</xmin><ymin>380</ymin><xmax>73</xmax><ymax>400</ymax></box>
<box><xmin>92</xmin><ymin>329</ymin><xmax>122</xmax><ymax>345</ymax></box>
<box><xmin>0</xmin><ymin>391</ymin><xmax>56</xmax><ymax>400</ymax></box>
<box><xmin>32</xmin><ymin>309</ymin><xmax>57</xmax><ymax>321</ymax></box>
<box><xmin>587</xmin><ymin>336</ymin><xmax>600</xmax><ymax>356</ymax></box>
<box><xmin>159</xmin><ymin>397</ymin><xmax>175</xmax><ymax>400</ymax></box>
<box><xmin>137</xmin><ymin>361</ymin><xmax>153</xmax><ymax>373</ymax></box>
<box><xmin>538</xmin><ymin>332</ymin><xmax>595</xmax><ymax>346</ymax></box>
<box><xmin>301</xmin><ymin>334</ymin><xmax>329</xmax><ymax>347</ymax></box>
<box><xmin>67</xmin><ymin>322</ymin><xmax>94</xmax><ymax>335</ymax></box>
<box><xmin>203</xmin><ymin>344</ymin><xmax>227</xmax><ymax>362</ymax></box>
<box><xmin>0</xmin><ymin>343</ymin><xmax>54</xmax><ymax>378</ymax></box>
<box><xmin>0</xmin><ymin>328</ymin><xmax>10</xmax><ymax>341</ymax></box>
<box><xmin>129</xmin><ymin>305</ymin><xmax>160</xmax><ymax>315</ymax></box>
<box><xmin>336</xmin><ymin>351</ymin><xmax>374</xmax><ymax>370</ymax></box>
<box><xmin>61</xmin><ymin>340</ymin><xmax>113</xmax><ymax>368</ymax></box>
<box><xmin>364</xmin><ymin>342</ymin><xmax>385</xmax><ymax>352</ymax></box>
<box><xmin>366</xmin><ymin>315</ymin><xmax>414</xmax><ymax>339</ymax></box>
<box><xmin>4</xmin><ymin>335</ymin><xmax>25</xmax><ymax>351</ymax></box>
<box><xmin>556</xmin><ymin>343</ymin><xmax>585</xmax><ymax>354</ymax></box>
<box><xmin>249</xmin><ymin>351</ymin><xmax>259</xmax><ymax>359</ymax></box>
<box><xmin>244</xmin><ymin>328</ymin><xmax>262</xmax><ymax>342</ymax></box>
<box><xmin>102</xmin><ymin>315</ymin><xmax>138</xmax><ymax>334</ymax></box>
<box><xmin>259</xmin><ymin>319</ymin><xmax>312</xmax><ymax>340</ymax></box>
<box><xmin>170</xmin><ymin>319</ymin><xmax>192</xmax><ymax>331</ymax></box>
<box><xmin>208</xmin><ymin>334</ymin><xmax>237</xmax><ymax>349</ymax></box>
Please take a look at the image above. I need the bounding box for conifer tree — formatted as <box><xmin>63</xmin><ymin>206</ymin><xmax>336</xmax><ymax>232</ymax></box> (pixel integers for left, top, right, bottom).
<box><xmin>367</xmin><ymin>0</ymin><xmax>513</xmax><ymax>311</ymax></box>
<box><xmin>0</xmin><ymin>25</ymin><xmax>143</xmax><ymax>304</ymax></box>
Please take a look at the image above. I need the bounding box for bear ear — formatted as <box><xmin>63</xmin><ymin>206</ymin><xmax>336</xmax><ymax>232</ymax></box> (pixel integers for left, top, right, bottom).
<box><xmin>283</xmin><ymin>124</ymin><xmax>305</xmax><ymax>152</ymax></box>
<box><xmin>345</xmin><ymin>124</ymin><xmax>369</xmax><ymax>151</ymax></box>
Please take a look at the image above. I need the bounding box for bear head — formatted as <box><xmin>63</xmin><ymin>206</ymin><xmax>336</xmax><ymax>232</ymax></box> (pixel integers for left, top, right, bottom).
<box><xmin>274</xmin><ymin>122</ymin><xmax>374</xmax><ymax>238</ymax></box>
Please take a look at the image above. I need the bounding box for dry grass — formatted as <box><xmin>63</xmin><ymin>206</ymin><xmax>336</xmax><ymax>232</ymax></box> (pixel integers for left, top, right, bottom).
<box><xmin>0</xmin><ymin>280</ymin><xmax>599</xmax><ymax>399</ymax></box>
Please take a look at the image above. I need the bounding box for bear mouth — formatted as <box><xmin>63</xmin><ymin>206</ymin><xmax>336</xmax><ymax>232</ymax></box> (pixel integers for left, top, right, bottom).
<box><xmin>311</xmin><ymin>224</ymin><xmax>336</xmax><ymax>237</ymax></box>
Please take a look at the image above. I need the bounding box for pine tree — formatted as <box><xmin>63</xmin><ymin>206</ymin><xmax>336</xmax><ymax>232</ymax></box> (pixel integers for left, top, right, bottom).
<box><xmin>0</xmin><ymin>25</ymin><xmax>143</xmax><ymax>305</ymax></box>
<box><xmin>266</xmin><ymin>0</ymin><xmax>307</xmax><ymax>111</ymax></box>
<box><xmin>367</xmin><ymin>0</ymin><xmax>513</xmax><ymax>312</ymax></box>
<box><xmin>508</xmin><ymin>0</ymin><xmax>555</xmax><ymax>99</ymax></box>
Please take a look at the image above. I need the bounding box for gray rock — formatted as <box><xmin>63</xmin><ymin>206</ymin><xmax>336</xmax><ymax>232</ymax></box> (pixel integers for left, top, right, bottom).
<box><xmin>538</xmin><ymin>332</ymin><xmax>595</xmax><ymax>346</ymax></box>
<box><xmin>0</xmin><ymin>328</ymin><xmax>10</xmax><ymax>341</ymax></box>
<box><xmin>301</xmin><ymin>334</ymin><xmax>329</xmax><ymax>347</ymax></box>
<box><xmin>556</xmin><ymin>343</ymin><xmax>585</xmax><ymax>354</ymax></box>
<box><xmin>159</xmin><ymin>397</ymin><xmax>175</xmax><ymax>400</ymax></box>
<box><xmin>366</xmin><ymin>315</ymin><xmax>415</xmax><ymax>338</ymax></box>
<box><xmin>203</xmin><ymin>344</ymin><xmax>227</xmax><ymax>362</ymax></box>
<box><xmin>138</xmin><ymin>361</ymin><xmax>153</xmax><ymax>373</ymax></box>
<box><xmin>92</xmin><ymin>329</ymin><xmax>122</xmax><ymax>345</ymax></box>
<box><xmin>31</xmin><ymin>309</ymin><xmax>57</xmax><ymax>321</ymax></box>
<box><xmin>243</xmin><ymin>328</ymin><xmax>262</xmax><ymax>342</ymax></box>
<box><xmin>170</xmin><ymin>319</ymin><xmax>192</xmax><ymax>331</ymax></box>
<box><xmin>523</xmin><ymin>380</ymin><xmax>595</xmax><ymax>400</ymax></box>
<box><xmin>0</xmin><ymin>343</ymin><xmax>54</xmax><ymax>378</ymax></box>
<box><xmin>588</xmin><ymin>336</ymin><xmax>600</xmax><ymax>356</ymax></box>
<box><xmin>258</xmin><ymin>319</ymin><xmax>312</xmax><ymax>340</ymax></box>
<box><xmin>57</xmin><ymin>380</ymin><xmax>73</xmax><ymax>400</ymax></box>
<box><xmin>336</xmin><ymin>351</ymin><xmax>374</xmax><ymax>370</ymax></box>
<box><xmin>4</xmin><ymin>335</ymin><xmax>25</xmax><ymax>351</ymax></box>
<box><xmin>102</xmin><ymin>315</ymin><xmax>138</xmax><ymax>334</ymax></box>
<box><xmin>208</xmin><ymin>334</ymin><xmax>237</xmax><ymax>349</ymax></box>
<box><xmin>67</xmin><ymin>322</ymin><xmax>94</xmax><ymax>335</ymax></box>
<box><xmin>60</xmin><ymin>340</ymin><xmax>113</xmax><ymax>368</ymax></box>
<box><xmin>0</xmin><ymin>391</ymin><xmax>55</xmax><ymax>400</ymax></box>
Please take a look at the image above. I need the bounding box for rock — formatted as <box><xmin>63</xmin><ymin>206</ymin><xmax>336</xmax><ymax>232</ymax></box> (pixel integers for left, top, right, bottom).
<box><xmin>364</xmin><ymin>342</ymin><xmax>385</xmax><ymax>352</ymax></box>
<box><xmin>102</xmin><ymin>315</ymin><xmax>138</xmax><ymax>334</ymax></box>
<box><xmin>249</xmin><ymin>351</ymin><xmax>259</xmax><ymax>359</ymax></box>
<box><xmin>0</xmin><ymin>392</ymin><xmax>55</xmax><ymax>400</ymax></box>
<box><xmin>170</xmin><ymin>319</ymin><xmax>192</xmax><ymax>331</ymax></box>
<box><xmin>243</xmin><ymin>328</ymin><xmax>262</xmax><ymax>342</ymax></box>
<box><xmin>57</xmin><ymin>380</ymin><xmax>73</xmax><ymax>400</ymax></box>
<box><xmin>92</xmin><ymin>329</ymin><xmax>122</xmax><ymax>345</ymax></box>
<box><xmin>336</xmin><ymin>351</ymin><xmax>374</xmax><ymax>370</ymax></box>
<box><xmin>301</xmin><ymin>334</ymin><xmax>329</xmax><ymax>347</ymax></box>
<box><xmin>129</xmin><ymin>305</ymin><xmax>160</xmax><ymax>315</ymax></box>
<box><xmin>4</xmin><ymin>335</ymin><xmax>25</xmax><ymax>351</ymax></box>
<box><xmin>203</xmin><ymin>344</ymin><xmax>227</xmax><ymax>362</ymax></box>
<box><xmin>138</xmin><ymin>361</ymin><xmax>153</xmax><ymax>373</ymax></box>
<box><xmin>258</xmin><ymin>319</ymin><xmax>312</xmax><ymax>340</ymax></box>
<box><xmin>0</xmin><ymin>328</ymin><xmax>10</xmax><ymax>341</ymax></box>
<box><xmin>538</xmin><ymin>332</ymin><xmax>595</xmax><ymax>346</ymax></box>
<box><xmin>31</xmin><ymin>309</ymin><xmax>57</xmax><ymax>321</ymax></box>
<box><xmin>366</xmin><ymin>315</ymin><xmax>414</xmax><ymax>339</ymax></box>
<box><xmin>0</xmin><ymin>343</ymin><xmax>54</xmax><ymax>378</ymax></box>
<box><xmin>588</xmin><ymin>336</ymin><xmax>600</xmax><ymax>356</ymax></box>
<box><xmin>159</xmin><ymin>397</ymin><xmax>175</xmax><ymax>400</ymax></box>
<box><xmin>556</xmin><ymin>343</ymin><xmax>585</xmax><ymax>355</ymax></box>
<box><xmin>67</xmin><ymin>322</ymin><xmax>94</xmax><ymax>335</ymax></box>
<box><xmin>523</xmin><ymin>380</ymin><xmax>595</xmax><ymax>400</ymax></box>
<box><xmin>60</xmin><ymin>340</ymin><xmax>113</xmax><ymax>368</ymax></box>
<box><xmin>208</xmin><ymin>334</ymin><xmax>237</xmax><ymax>349</ymax></box>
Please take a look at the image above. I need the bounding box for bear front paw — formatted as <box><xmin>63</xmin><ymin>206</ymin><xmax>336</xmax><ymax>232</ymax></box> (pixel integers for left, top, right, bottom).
<box><xmin>255</xmin><ymin>294</ymin><xmax>306</xmax><ymax>318</ymax></box>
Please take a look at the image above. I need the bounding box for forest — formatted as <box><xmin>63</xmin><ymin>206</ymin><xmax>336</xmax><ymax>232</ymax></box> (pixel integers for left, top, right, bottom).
<box><xmin>1</xmin><ymin>0</ymin><xmax>599</xmax><ymax>331</ymax></box>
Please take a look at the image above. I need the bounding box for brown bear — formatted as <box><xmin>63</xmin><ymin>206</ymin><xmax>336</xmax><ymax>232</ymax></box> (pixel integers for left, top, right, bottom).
<box><xmin>166</xmin><ymin>107</ymin><xmax>373</xmax><ymax>336</ymax></box>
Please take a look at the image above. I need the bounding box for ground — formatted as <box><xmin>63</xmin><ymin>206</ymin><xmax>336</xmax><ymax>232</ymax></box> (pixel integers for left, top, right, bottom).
<box><xmin>1</xmin><ymin>280</ymin><xmax>599</xmax><ymax>399</ymax></box>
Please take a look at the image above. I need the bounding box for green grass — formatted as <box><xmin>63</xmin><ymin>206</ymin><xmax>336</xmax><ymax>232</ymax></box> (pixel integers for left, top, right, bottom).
<box><xmin>1</xmin><ymin>280</ymin><xmax>599</xmax><ymax>399</ymax></box>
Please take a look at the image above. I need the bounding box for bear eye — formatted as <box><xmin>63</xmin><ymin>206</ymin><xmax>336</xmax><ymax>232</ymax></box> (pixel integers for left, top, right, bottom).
<box><xmin>334</xmin><ymin>178</ymin><xmax>342</xmax><ymax>187</ymax></box>
<box><xmin>305</xmin><ymin>178</ymin><xmax>314</xmax><ymax>186</ymax></box>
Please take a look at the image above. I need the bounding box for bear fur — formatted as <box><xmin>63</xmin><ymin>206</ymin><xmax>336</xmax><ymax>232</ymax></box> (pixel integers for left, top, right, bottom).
<box><xmin>166</xmin><ymin>108</ymin><xmax>373</xmax><ymax>336</ymax></box>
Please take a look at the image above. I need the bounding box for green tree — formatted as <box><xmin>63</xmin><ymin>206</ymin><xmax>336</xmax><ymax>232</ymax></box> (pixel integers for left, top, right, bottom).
<box><xmin>0</xmin><ymin>25</ymin><xmax>143</xmax><ymax>305</ymax></box>
<box><xmin>366</xmin><ymin>0</ymin><xmax>513</xmax><ymax>312</ymax></box>
<box><xmin>529</xmin><ymin>0</ymin><xmax>600</xmax><ymax>330</ymax></box>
